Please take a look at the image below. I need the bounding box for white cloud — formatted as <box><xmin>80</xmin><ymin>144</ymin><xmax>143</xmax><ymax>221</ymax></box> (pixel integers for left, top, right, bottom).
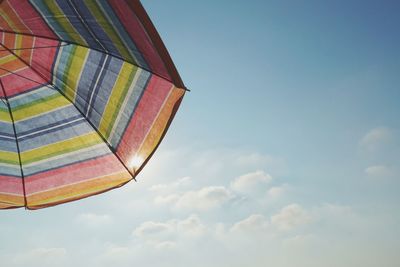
<box><xmin>230</xmin><ymin>214</ymin><xmax>269</xmax><ymax>233</ymax></box>
<box><xmin>154</xmin><ymin>186</ymin><xmax>233</xmax><ymax>211</ymax></box>
<box><xmin>153</xmin><ymin>194</ymin><xmax>180</xmax><ymax>205</ymax></box>
<box><xmin>133</xmin><ymin>221</ymin><xmax>174</xmax><ymax>240</ymax></box>
<box><xmin>231</xmin><ymin>170</ymin><xmax>272</xmax><ymax>193</ymax></box>
<box><xmin>359</xmin><ymin>127</ymin><xmax>392</xmax><ymax>150</ymax></box>
<box><xmin>149</xmin><ymin>177</ymin><xmax>192</xmax><ymax>193</ymax></box>
<box><xmin>365</xmin><ymin>165</ymin><xmax>393</xmax><ymax>178</ymax></box>
<box><xmin>267</xmin><ymin>185</ymin><xmax>287</xmax><ymax>198</ymax></box>
<box><xmin>271</xmin><ymin>204</ymin><xmax>312</xmax><ymax>231</ymax></box>
<box><xmin>132</xmin><ymin>215</ymin><xmax>206</xmax><ymax>247</ymax></box>
<box><xmin>175</xmin><ymin>186</ymin><xmax>232</xmax><ymax>211</ymax></box>
<box><xmin>177</xmin><ymin>214</ymin><xmax>207</xmax><ymax>237</ymax></box>
<box><xmin>76</xmin><ymin>213</ymin><xmax>113</xmax><ymax>227</ymax></box>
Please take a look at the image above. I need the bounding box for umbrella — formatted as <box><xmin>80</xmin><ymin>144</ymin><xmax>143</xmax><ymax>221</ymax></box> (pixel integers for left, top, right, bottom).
<box><xmin>0</xmin><ymin>0</ymin><xmax>186</xmax><ymax>209</ymax></box>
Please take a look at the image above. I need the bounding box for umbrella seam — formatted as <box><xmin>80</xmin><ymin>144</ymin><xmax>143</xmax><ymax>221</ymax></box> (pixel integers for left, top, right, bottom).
<box><xmin>0</xmin><ymin>78</ymin><xmax>28</xmax><ymax>209</ymax></box>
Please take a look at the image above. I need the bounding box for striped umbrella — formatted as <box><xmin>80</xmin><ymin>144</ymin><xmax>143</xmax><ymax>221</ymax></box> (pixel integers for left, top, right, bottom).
<box><xmin>0</xmin><ymin>0</ymin><xmax>186</xmax><ymax>209</ymax></box>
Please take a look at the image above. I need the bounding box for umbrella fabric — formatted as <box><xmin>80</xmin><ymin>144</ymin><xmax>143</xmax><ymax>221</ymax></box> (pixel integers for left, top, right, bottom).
<box><xmin>0</xmin><ymin>0</ymin><xmax>185</xmax><ymax>209</ymax></box>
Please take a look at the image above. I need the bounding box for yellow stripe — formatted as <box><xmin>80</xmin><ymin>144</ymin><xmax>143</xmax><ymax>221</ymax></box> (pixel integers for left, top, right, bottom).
<box><xmin>63</xmin><ymin>46</ymin><xmax>89</xmax><ymax>101</ymax></box>
<box><xmin>0</xmin><ymin>150</ymin><xmax>19</xmax><ymax>165</ymax></box>
<box><xmin>98</xmin><ymin>62</ymin><xmax>135</xmax><ymax>137</ymax></box>
<box><xmin>0</xmin><ymin>193</ymin><xmax>24</xmax><ymax>208</ymax></box>
<box><xmin>0</xmin><ymin>109</ymin><xmax>12</xmax><ymax>122</ymax></box>
<box><xmin>12</xmin><ymin>95</ymin><xmax>70</xmax><ymax>121</ymax></box>
<box><xmin>21</xmin><ymin>132</ymin><xmax>102</xmax><ymax>164</ymax></box>
<box><xmin>0</xmin><ymin>54</ymin><xmax>16</xmax><ymax>65</ymax></box>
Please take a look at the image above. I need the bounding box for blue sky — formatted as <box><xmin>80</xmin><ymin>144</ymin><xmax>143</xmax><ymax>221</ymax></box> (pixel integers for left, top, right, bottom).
<box><xmin>1</xmin><ymin>1</ymin><xmax>400</xmax><ymax>266</ymax></box>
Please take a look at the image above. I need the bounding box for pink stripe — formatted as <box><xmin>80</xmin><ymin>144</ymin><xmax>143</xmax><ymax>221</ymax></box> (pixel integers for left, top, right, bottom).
<box><xmin>108</xmin><ymin>0</ymin><xmax>170</xmax><ymax>79</ymax></box>
<box><xmin>0</xmin><ymin>175</ymin><xmax>23</xmax><ymax>195</ymax></box>
<box><xmin>117</xmin><ymin>75</ymin><xmax>172</xmax><ymax>162</ymax></box>
<box><xmin>8</xmin><ymin>0</ymin><xmax>57</xmax><ymax>38</ymax></box>
<box><xmin>25</xmin><ymin>154</ymin><xmax>126</xmax><ymax>194</ymax></box>
<box><xmin>30</xmin><ymin>38</ymin><xmax>59</xmax><ymax>81</ymax></box>
<box><xmin>2</xmin><ymin>67</ymin><xmax>46</xmax><ymax>96</ymax></box>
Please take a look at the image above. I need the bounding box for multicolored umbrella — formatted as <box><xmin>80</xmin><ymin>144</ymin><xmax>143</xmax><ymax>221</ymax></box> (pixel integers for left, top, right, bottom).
<box><xmin>0</xmin><ymin>0</ymin><xmax>186</xmax><ymax>209</ymax></box>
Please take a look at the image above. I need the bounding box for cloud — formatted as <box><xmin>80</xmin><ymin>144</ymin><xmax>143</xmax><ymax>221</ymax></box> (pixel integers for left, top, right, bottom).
<box><xmin>231</xmin><ymin>170</ymin><xmax>272</xmax><ymax>193</ymax></box>
<box><xmin>359</xmin><ymin>127</ymin><xmax>392</xmax><ymax>151</ymax></box>
<box><xmin>76</xmin><ymin>213</ymin><xmax>113</xmax><ymax>227</ymax></box>
<box><xmin>271</xmin><ymin>204</ymin><xmax>312</xmax><ymax>231</ymax></box>
<box><xmin>132</xmin><ymin>215</ymin><xmax>206</xmax><ymax>247</ymax></box>
<box><xmin>133</xmin><ymin>221</ymin><xmax>175</xmax><ymax>242</ymax></box>
<box><xmin>267</xmin><ymin>185</ymin><xmax>287</xmax><ymax>198</ymax></box>
<box><xmin>155</xmin><ymin>186</ymin><xmax>233</xmax><ymax>211</ymax></box>
<box><xmin>230</xmin><ymin>214</ymin><xmax>269</xmax><ymax>233</ymax></box>
<box><xmin>365</xmin><ymin>165</ymin><xmax>393</xmax><ymax>178</ymax></box>
<box><xmin>149</xmin><ymin>177</ymin><xmax>192</xmax><ymax>194</ymax></box>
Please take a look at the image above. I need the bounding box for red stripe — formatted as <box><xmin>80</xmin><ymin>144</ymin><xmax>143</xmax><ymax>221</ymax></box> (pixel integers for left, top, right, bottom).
<box><xmin>6</xmin><ymin>0</ymin><xmax>57</xmax><ymax>38</ymax></box>
<box><xmin>0</xmin><ymin>175</ymin><xmax>23</xmax><ymax>195</ymax></box>
<box><xmin>24</xmin><ymin>154</ymin><xmax>127</xmax><ymax>194</ymax></box>
<box><xmin>1</xmin><ymin>66</ymin><xmax>46</xmax><ymax>96</ymax></box>
<box><xmin>117</xmin><ymin>75</ymin><xmax>172</xmax><ymax>162</ymax></box>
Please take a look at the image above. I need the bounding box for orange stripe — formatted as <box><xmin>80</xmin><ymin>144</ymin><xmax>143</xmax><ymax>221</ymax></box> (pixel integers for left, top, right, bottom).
<box><xmin>0</xmin><ymin>193</ymin><xmax>24</xmax><ymax>208</ymax></box>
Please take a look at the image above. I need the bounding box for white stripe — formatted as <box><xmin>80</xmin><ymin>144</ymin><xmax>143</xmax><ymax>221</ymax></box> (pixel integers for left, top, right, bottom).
<box><xmin>71</xmin><ymin>48</ymin><xmax>90</xmax><ymax>102</ymax></box>
<box><xmin>19</xmin><ymin>117</ymin><xmax>85</xmax><ymax>139</ymax></box>
<box><xmin>85</xmin><ymin>55</ymin><xmax>109</xmax><ymax>117</ymax></box>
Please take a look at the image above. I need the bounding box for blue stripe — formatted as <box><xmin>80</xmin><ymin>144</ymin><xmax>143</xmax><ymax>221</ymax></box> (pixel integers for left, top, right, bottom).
<box><xmin>18</xmin><ymin>122</ymin><xmax>93</xmax><ymax>151</ymax></box>
<box><xmin>70</xmin><ymin>0</ymin><xmax>120</xmax><ymax>56</ymax></box>
<box><xmin>55</xmin><ymin>0</ymin><xmax>103</xmax><ymax>50</ymax></box>
<box><xmin>15</xmin><ymin>105</ymin><xmax>77</xmax><ymax>133</ymax></box>
<box><xmin>18</xmin><ymin>116</ymin><xmax>86</xmax><ymax>142</ymax></box>
<box><xmin>52</xmin><ymin>45</ymin><xmax>74</xmax><ymax>93</ymax></box>
<box><xmin>72</xmin><ymin>50</ymin><xmax>105</xmax><ymax>115</ymax></box>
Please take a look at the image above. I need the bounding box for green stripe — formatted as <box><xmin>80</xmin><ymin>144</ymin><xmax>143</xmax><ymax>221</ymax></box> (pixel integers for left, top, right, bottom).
<box><xmin>11</xmin><ymin>93</ymin><xmax>60</xmax><ymax>111</ymax></box>
<box><xmin>60</xmin><ymin>45</ymin><xmax>78</xmax><ymax>94</ymax></box>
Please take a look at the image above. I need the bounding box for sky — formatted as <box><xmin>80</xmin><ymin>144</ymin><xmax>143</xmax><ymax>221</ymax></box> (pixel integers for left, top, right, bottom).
<box><xmin>1</xmin><ymin>0</ymin><xmax>400</xmax><ymax>266</ymax></box>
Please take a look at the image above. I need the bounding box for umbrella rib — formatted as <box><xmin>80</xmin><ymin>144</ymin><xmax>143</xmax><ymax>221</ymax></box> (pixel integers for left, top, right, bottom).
<box><xmin>0</xmin><ymin>66</ymin><xmax>56</xmax><ymax>89</ymax></box>
<box><xmin>0</xmin><ymin>43</ymin><xmax>69</xmax><ymax>51</ymax></box>
<box><xmin>0</xmin><ymin>29</ymin><xmax>189</xmax><ymax>91</ymax></box>
<box><xmin>0</xmin><ymin>42</ymin><xmax>137</xmax><ymax>181</ymax></box>
<box><xmin>0</xmin><ymin>78</ymin><xmax>28</xmax><ymax>209</ymax></box>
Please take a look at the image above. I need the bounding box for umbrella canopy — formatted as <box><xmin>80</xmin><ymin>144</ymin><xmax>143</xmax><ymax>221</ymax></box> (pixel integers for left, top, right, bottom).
<box><xmin>0</xmin><ymin>0</ymin><xmax>186</xmax><ymax>209</ymax></box>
